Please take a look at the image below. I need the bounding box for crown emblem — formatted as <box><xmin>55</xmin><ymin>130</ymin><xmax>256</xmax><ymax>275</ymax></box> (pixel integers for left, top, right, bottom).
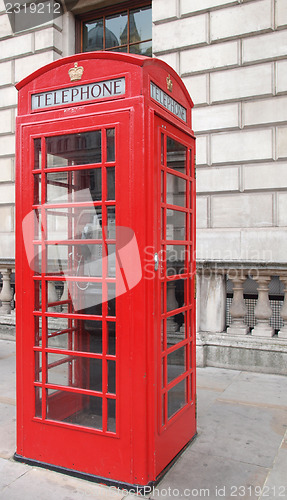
<box><xmin>166</xmin><ymin>75</ymin><xmax>173</xmax><ymax>92</ymax></box>
<box><xmin>68</xmin><ymin>62</ymin><xmax>84</xmax><ymax>82</ymax></box>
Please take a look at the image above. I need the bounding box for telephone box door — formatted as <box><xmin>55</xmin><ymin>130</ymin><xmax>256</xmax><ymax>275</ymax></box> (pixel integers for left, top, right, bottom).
<box><xmin>154</xmin><ymin>116</ymin><xmax>196</xmax><ymax>475</ymax></box>
<box><xmin>17</xmin><ymin>110</ymin><xmax>137</xmax><ymax>482</ymax></box>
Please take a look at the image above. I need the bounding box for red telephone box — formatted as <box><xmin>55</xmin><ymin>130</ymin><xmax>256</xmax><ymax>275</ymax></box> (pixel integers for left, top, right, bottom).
<box><xmin>15</xmin><ymin>52</ymin><xmax>196</xmax><ymax>489</ymax></box>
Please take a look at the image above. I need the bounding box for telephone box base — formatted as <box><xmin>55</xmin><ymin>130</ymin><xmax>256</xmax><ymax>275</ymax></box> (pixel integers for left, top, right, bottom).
<box><xmin>14</xmin><ymin>435</ymin><xmax>197</xmax><ymax>493</ymax></box>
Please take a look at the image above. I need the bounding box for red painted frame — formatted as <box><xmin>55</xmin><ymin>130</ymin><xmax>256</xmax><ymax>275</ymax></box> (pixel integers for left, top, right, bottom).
<box><xmin>15</xmin><ymin>52</ymin><xmax>196</xmax><ymax>487</ymax></box>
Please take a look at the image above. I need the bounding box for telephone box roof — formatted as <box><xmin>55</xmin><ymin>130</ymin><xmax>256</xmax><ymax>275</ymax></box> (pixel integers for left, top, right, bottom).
<box><xmin>16</xmin><ymin>51</ymin><xmax>193</xmax><ymax>108</ymax></box>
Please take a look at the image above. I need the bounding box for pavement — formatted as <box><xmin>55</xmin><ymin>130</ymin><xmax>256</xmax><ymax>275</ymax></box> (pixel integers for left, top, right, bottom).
<box><xmin>0</xmin><ymin>337</ymin><xmax>287</xmax><ymax>500</ymax></box>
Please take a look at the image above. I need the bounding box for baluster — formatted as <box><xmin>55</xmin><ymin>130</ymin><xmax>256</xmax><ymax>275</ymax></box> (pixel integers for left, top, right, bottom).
<box><xmin>48</xmin><ymin>281</ymin><xmax>58</xmax><ymax>312</ymax></box>
<box><xmin>166</xmin><ymin>281</ymin><xmax>178</xmax><ymax>312</ymax></box>
<box><xmin>252</xmin><ymin>275</ymin><xmax>274</xmax><ymax>337</ymax></box>
<box><xmin>278</xmin><ymin>277</ymin><xmax>287</xmax><ymax>339</ymax></box>
<box><xmin>61</xmin><ymin>281</ymin><xmax>68</xmax><ymax>313</ymax></box>
<box><xmin>0</xmin><ymin>268</ymin><xmax>14</xmax><ymax>314</ymax></box>
<box><xmin>200</xmin><ymin>269</ymin><xmax>226</xmax><ymax>333</ymax></box>
<box><xmin>227</xmin><ymin>275</ymin><xmax>249</xmax><ymax>335</ymax></box>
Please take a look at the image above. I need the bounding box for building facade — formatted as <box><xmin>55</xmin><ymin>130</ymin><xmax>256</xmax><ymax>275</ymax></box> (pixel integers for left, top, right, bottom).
<box><xmin>1</xmin><ymin>0</ymin><xmax>287</xmax><ymax>373</ymax></box>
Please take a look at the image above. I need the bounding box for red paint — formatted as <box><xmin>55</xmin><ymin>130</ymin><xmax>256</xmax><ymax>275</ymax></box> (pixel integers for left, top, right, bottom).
<box><xmin>15</xmin><ymin>52</ymin><xmax>196</xmax><ymax>486</ymax></box>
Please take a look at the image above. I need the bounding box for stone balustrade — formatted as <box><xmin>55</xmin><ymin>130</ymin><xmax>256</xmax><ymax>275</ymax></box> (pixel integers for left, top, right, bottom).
<box><xmin>196</xmin><ymin>261</ymin><xmax>287</xmax><ymax>339</ymax></box>
<box><xmin>0</xmin><ymin>260</ymin><xmax>15</xmax><ymax>315</ymax></box>
<box><xmin>1</xmin><ymin>259</ymin><xmax>287</xmax><ymax>373</ymax></box>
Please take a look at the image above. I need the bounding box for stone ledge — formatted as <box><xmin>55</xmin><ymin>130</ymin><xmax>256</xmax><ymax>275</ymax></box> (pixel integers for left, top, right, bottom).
<box><xmin>197</xmin><ymin>331</ymin><xmax>287</xmax><ymax>375</ymax></box>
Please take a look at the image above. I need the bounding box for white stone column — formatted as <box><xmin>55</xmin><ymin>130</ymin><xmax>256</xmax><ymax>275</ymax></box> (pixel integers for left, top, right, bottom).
<box><xmin>227</xmin><ymin>276</ymin><xmax>249</xmax><ymax>335</ymax></box>
<box><xmin>252</xmin><ymin>275</ymin><xmax>274</xmax><ymax>337</ymax></box>
<box><xmin>200</xmin><ymin>269</ymin><xmax>226</xmax><ymax>333</ymax></box>
<box><xmin>0</xmin><ymin>268</ymin><xmax>14</xmax><ymax>314</ymax></box>
<box><xmin>278</xmin><ymin>277</ymin><xmax>287</xmax><ymax>339</ymax></box>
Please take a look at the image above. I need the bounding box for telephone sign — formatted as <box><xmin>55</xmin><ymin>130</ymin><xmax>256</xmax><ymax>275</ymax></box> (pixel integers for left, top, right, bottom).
<box><xmin>31</xmin><ymin>77</ymin><xmax>125</xmax><ymax>110</ymax></box>
<box><xmin>15</xmin><ymin>52</ymin><xmax>196</xmax><ymax>489</ymax></box>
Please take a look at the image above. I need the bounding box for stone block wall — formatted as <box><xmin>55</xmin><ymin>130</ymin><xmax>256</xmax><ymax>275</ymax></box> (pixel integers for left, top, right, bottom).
<box><xmin>0</xmin><ymin>8</ymin><xmax>74</xmax><ymax>258</ymax></box>
<box><xmin>153</xmin><ymin>0</ymin><xmax>287</xmax><ymax>263</ymax></box>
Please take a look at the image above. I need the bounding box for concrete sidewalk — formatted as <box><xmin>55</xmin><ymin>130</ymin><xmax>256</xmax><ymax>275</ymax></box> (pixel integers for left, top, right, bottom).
<box><xmin>0</xmin><ymin>338</ymin><xmax>286</xmax><ymax>500</ymax></box>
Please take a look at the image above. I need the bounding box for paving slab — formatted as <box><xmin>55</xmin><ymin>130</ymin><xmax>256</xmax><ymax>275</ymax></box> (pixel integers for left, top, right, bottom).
<box><xmin>0</xmin><ymin>465</ymin><xmax>127</xmax><ymax>500</ymax></box>
<box><xmin>0</xmin><ymin>402</ymin><xmax>16</xmax><ymax>459</ymax></box>
<box><xmin>218</xmin><ymin>371</ymin><xmax>287</xmax><ymax>409</ymax></box>
<box><xmin>151</xmin><ymin>449</ymin><xmax>268</xmax><ymax>500</ymax></box>
<box><xmin>0</xmin><ymin>457</ymin><xmax>30</xmax><ymax>491</ymax></box>
<box><xmin>190</xmin><ymin>401</ymin><xmax>287</xmax><ymax>468</ymax></box>
<box><xmin>263</xmin><ymin>430</ymin><xmax>287</xmax><ymax>498</ymax></box>
<box><xmin>0</xmin><ymin>340</ymin><xmax>15</xmax><ymax>359</ymax></box>
<box><xmin>0</xmin><ymin>342</ymin><xmax>16</xmax><ymax>401</ymax></box>
<box><xmin>196</xmin><ymin>388</ymin><xmax>221</xmax><ymax>421</ymax></box>
<box><xmin>196</xmin><ymin>366</ymin><xmax>241</xmax><ymax>392</ymax></box>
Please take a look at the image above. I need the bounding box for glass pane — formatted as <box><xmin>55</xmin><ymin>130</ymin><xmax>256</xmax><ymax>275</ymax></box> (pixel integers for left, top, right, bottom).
<box><xmin>107</xmin><ymin>399</ymin><xmax>116</xmax><ymax>432</ymax></box>
<box><xmin>83</xmin><ymin>19</ymin><xmax>103</xmax><ymax>52</ymax></box>
<box><xmin>77</xmin><ymin>207</ymin><xmax>102</xmax><ymax>240</ymax></box>
<box><xmin>167</xmin><ymin>138</ymin><xmax>187</xmax><ymax>174</ymax></box>
<box><xmin>166</xmin><ymin>313</ymin><xmax>185</xmax><ymax>347</ymax></box>
<box><xmin>34</xmin><ymin>210</ymin><xmax>42</xmax><ymax>241</ymax></box>
<box><xmin>161</xmin><ymin>134</ymin><xmax>164</xmax><ymax>165</ymax></box>
<box><xmin>108</xmin><ymin>360</ymin><xmax>116</xmax><ymax>394</ymax></box>
<box><xmin>166</xmin><ymin>279</ymin><xmax>185</xmax><ymax>313</ymax></box>
<box><xmin>105</xmin><ymin>12</ymin><xmax>128</xmax><ymax>48</ymax></box>
<box><xmin>34</xmin><ymin>316</ymin><xmax>42</xmax><ymax>346</ymax></box>
<box><xmin>47</xmin><ymin>353</ymin><xmax>102</xmax><ymax>392</ymax></box>
<box><xmin>107</xmin><ymin>244</ymin><xmax>116</xmax><ymax>277</ymax></box>
<box><xmin>33</xmin><ymin>246</ymin><xmax>41</xmax><ymax>275</ymax></box>
<box><xmin>107</xmin><ymin>167</ymin><xmax>115</xmax><ymax>200</ymax></box>
<box><xmin>108</xmin><ymin>322</ymin><xmax>116</xmax><ymax>355</ymax></box>
<box><xmin>168</xmin><ymin>378</ymin><xmax>187</xmax><ymax>419</ymax></box>
<box><xmin>46</xmin><ymin>208</ymin><xmax>69</xmax><ymax>240</ymax></box>
<box><xmin>107</xmin><ymin>283</ymin><xmax>116</xmax><ymax>317</ymax></box>
<box><xmin>167</xmin><ymin>346</ymin><xmax>186</xmax><ymax>383</ymax></box>
<box><xmin>74</xmin><ymin>282</ymin><xmax>103</xmax><ymax>315</ymax></box>
<box><xmin>46</xmin><ymin>389</ymin><xmax>102</xmax><ymax>430</ymax></box>
<box><xmin>46</xmin><ymin>243</ymin><xmax>102</xmax><ymax>277</ymax></box>
<box><xmin>46</xmin><ymin>207</ymin><xmax>102</xmax><ymax>241</ymax></box>
<box><xmin>190</xmin><ymin>213</ymin><xmax>193</xmax><ymax>241</ymax></box>
<box><xmin>47</xmin><ymin>317</ymin><xmax>103</xmax><ymax>353</ymax></box>
<box><xmin>82</xmin><ymin>320</ymin><xmax>103</xmax><ymax>353</ymax></box>
<box><xmin>106</xmin><ymin>129</ymin><xmax>115</xmax><ymax>162</ymax></box>
<box><xmin>166</xmin><ymin>209</ymin><xmax>186</xmax><ymax>240</ymax></box>
<box><xmin>35</xmin><ymin>351</ymin><xmax>42</xmax><ymax>382</ymax></box>
<box><xmin>46</xmin><ymin>131</ymin><xmax>101</xmax><ymax>167</ymax></box>
<box><xmin>130</xmin><ymin>6</ymin><xmax>152</xmax><ymax>42</ymax></box>
<box><xmin>107</xmin><ymin>206</ymin><xmax>116</xmax><ymax>239</ymax></box>
<box><xmin>35</xmin><ymin>387</ymin><xmax>42</xmax><ymax>418</ymax></box>
<box><xmin>46</xmin><ymin>169</ymin><xmax>102</xmax><ymax>204</ymax></box>
<box><xmin>106</xmin><ymin>46</ymin><xmax>128</xmax><ymax>53</ymax></box>
<box><xmin>46</xmin><ymin>281</ymin><xmax>102</xmax><ymax>316</ymax></box>
<box><xmin>161</xmin><ymin>208</ymin><xmax>165</xmax><ymax>240</ymax></box>
<box><xmin>34</xmin><ymin>138</ymin><xmax>41</xmax><ymax>170</ymax></box>
<box><xmin>129</xmin><ymin>41</ymin><xmax>152</xmax><ymax>57</ymax></box>
<box><xmin>166</xmin><ymin>245</ymin><xmax>187</xmax><ymax>276</ymax></box>
<box><xmin>167</xmin><ymin>173</ymin><xmax>186</xmax><ymax>208</ymax></box>
<box><xmin>34</xmin><ymin>281</ymin><xmax>42</xmax><ymax>311</ymax></box>
<box><xmin>34</xmin><ymin>174</ymin><xmax>41</xmax><ymax>204</ymax></box>
<box><xmin>161</xmin><ymin>319</ymin><xmax>165</xmax><ymax>351</ymax></box>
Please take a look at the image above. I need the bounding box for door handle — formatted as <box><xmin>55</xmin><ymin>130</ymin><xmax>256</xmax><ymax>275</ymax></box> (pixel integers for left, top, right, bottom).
<box><xmin>154</xmin><ymin>252</ymin><xmax>159</xmax><ymax>272</ymax></box>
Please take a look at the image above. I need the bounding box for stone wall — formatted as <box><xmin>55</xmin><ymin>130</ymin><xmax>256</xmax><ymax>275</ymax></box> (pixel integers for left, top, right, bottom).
<box><xmin>153</xmin><ymin>0</ymin><xmax>287</xmax><ymax>263</ymax></box>
<box><xmin>0</xmin><ymin>4</ymin><xmax>75</xmax><ymax>258</ymax></box>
